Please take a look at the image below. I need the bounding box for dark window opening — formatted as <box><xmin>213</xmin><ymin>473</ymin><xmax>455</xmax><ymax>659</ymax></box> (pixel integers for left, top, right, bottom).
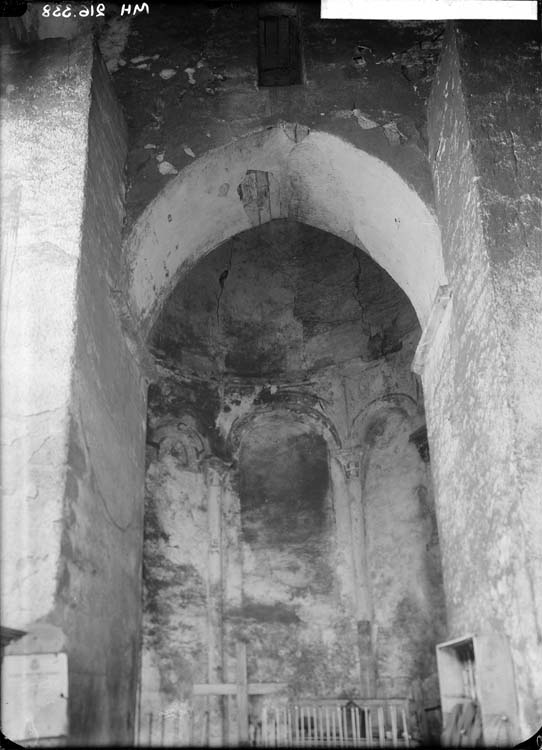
<box><xmin>258</xmin><ymin>11</ymin><xmax>302</xmax><ymax>86</ymax></box>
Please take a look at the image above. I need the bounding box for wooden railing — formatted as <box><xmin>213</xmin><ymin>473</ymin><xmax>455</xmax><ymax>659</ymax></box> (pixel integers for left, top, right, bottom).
<box><xmin>137</xmin><ymin>697</ymin><xmax>412</xmax><ymax>747</ymax></box>
<box><xmin>137</xmin><ymin>709</ymin><xmax>185</xmax><ymax>747</ymax></box>
<box><xmin>254</xmin><ymin>699</ymin><xmax>412</xmax><ymax>747</ymax></box>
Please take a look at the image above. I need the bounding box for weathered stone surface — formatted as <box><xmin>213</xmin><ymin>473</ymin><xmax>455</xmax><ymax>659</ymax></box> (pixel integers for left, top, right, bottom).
<box><xmin>458</xmin><ymin>34</ymin><xmax>542</xmax><ymax>723</ymax></box>
<box><xmin>2</xmin><ymin>39</ymin><xmax>147</xmax><ymax>745</ymax></box>
<box><xmin>140</xmin><ymin>232</ymin><xmax>447</xmax><ymax>729</ymax></box>
<box><xmin>56</xmin><ymin>50</ymin><xmax>147</xmax><ymax>745</ymax></box>
<box><xmin>123</xmin><ymin>126</ymin><xmax>445</xmax><ymax>337</ymax></box>
<box><xmin>105</xmin><ymin>6</ymin><xmax>443</xmax><ymax>226</ymax></box>
<box><xmin>1</xmin><ymin>36</ymin><xmax>93</xmax><ymax>630</ymax></box>
<box><xmin>4</xmin><ymin>8</ymin><xmax>540</xmax><ymax>746</ymax></box>
<box><xmin>426</xmin><ymin>22</ymin><xmax>541</xmax><ymax>739</ymax></box>
<box><xmin>150</xmin><ymin>219</ymin><xmax>418</xmax><ymax>379</ymax></box>
<box><xmin>363</xmin><ymin>412</ymin><xmax>446</xmax><ymax>697</ymax></box>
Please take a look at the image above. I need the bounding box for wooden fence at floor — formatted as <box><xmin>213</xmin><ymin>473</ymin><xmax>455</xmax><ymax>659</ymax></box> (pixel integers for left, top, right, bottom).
<box><xmin>255</xmin><ymin>699</ymin><xmax>411</xmax><ymax>747</ymax></box>
<box><xmin>136</xmin><ymin>698</ymin><xmax>412</xmax><ymax>747</ymax></box>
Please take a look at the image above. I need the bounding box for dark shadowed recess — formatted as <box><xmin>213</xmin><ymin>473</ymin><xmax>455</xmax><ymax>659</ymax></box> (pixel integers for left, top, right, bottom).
<box><xmin>150</xmin><ymin>219</ymin><xmax>419</xmax><ymax>379</ymax></box>
<box><xmin>238</xmin><ymin>419</ymin><xmax>329</xmax><ymax>545</ymax></box>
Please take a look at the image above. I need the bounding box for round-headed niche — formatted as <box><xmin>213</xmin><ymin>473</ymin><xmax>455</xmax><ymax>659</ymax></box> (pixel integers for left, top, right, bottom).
<box><xmin>238</xmin><ymin>416</ymin><xmax>329</xmax><ymax>548</ymax></box>
<box><xmin>234</xmin><ymin>414</ymin><xmax>362</xmax><ymax>696</ymax></box>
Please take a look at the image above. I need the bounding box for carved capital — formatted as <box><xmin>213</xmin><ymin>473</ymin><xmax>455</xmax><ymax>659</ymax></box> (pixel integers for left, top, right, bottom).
<box><xmin>333</xmin><ymin>448</ymin><xmax>361</xmax><ymax>479</ymax></box>
<box><xmin>201</xmin><ymin>456</ymin><xmax>232</xmax><ymax>485</ymax></box>
<box><xmin>149</xmin><ymin>419</ymin><xmax>207</xmax><ymax>471</ymax></box>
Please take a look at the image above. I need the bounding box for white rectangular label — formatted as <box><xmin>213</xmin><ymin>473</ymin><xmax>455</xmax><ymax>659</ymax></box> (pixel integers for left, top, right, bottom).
<box><xmin>1</xmin><ymin>653</ymin><xmax>68</xmax><ymax>742</ymax></box>
<box><xmin>321</xmin><ymin>0</ymin><xmax>538</xmax><ymax>20</ymax></box>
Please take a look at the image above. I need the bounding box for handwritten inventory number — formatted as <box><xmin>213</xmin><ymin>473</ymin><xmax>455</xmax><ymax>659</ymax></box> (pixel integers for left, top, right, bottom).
<box><xmin>42</xmin><ymin>4</ymin><xmax>105</xmax><ymax>16</ymax></box>
<box><xmin>41</xmin><ymin>4</ymin><xmax>150</xmax><ymax>17</ymax></box>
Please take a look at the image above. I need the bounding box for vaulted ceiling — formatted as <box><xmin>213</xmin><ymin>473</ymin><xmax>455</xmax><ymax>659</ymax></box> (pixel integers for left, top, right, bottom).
<box><xmin>150</xmin><ymin>219</ymin><xmax>419</xmax><ymax>378</ymax></box>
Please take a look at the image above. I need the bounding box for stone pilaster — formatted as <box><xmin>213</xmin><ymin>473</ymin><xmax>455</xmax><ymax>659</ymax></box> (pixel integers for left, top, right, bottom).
<box><xmin>331</xmin><ymin>448</ymin><xmax>377</xmax><ymax>698</ymax></box>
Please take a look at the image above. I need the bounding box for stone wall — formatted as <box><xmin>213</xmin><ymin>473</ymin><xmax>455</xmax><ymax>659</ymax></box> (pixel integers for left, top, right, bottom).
<box><xmin>459</xmin><ymin>24</ymin><xmax>542</xmax><ymax>728</ymax></box>
<box><xmin>140</xmin><ymin>267</ymin><xmax>447</xmax><ymax>741</ymax></box>
<box><xmin>1</xmin><ymin>38</ymin><xmax>147</xmax><ymax>745</ymax></box>
<box><xmin>57</xmin><ymin>49</ymin><xmax>147</xmax><ymax>745</ymax></box>
<box><xmin>151</xmin><ymin>220</ymin><xmax>418</xmax><ymax>378</ymax></box>
<box><xmin>5</xmin><ymin>9</ymin><xmax>539</xmax><ymax>745</ymax></box>
<box><xmin>363</xmin><ymin>411</ymin><xmax>446</xmax><ymax>699</ymax></box>
<box><xmin>236</xmin><ymin>418</ymin><xmax>358</xmax><ymax>698</ymax></box>
<box><xmin>105</xmin><ymin>6</ymin><xmax>444</xmax><ymax>227</ymax></box>
<box><xmin>426</xmin><ymin>22</ymin><xmax>541</xmax><ymax>738</ymax></box>
<box><xmin>1</xmin><ymin>35</ymin><xmax>93</xmax><ymax>635</ymax></box>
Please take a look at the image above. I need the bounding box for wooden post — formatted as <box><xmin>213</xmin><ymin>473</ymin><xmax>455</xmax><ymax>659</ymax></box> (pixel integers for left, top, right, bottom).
<box><xmin>236</xmin><ymin>641</ymin><xmax>249</xmax><ymax>745</ymax></box>
<box><xmin>193</xmin><ymin>647</ymin><xmax>286</xmax><ymax>745</ymax></box>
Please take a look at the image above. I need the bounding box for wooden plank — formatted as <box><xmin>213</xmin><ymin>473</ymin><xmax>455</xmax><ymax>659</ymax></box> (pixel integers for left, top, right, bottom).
<box><xmin>236</xmin><ymin>642</ymin><xmax>249</xmax><ymax>745</ymax></box>
<box><xmin>391</xmin><ymin>703</ymin><xmax>398</xmax><ymax>747</ymax></box>
<box><xmin>194</xmin><ymin>683</ymin><xmax>237</xmax><ymax>696</ymax></box>
<box><xmin>189</xmin><ymin>701</ymin><xmax>195</xmax><ymax>747</ymax></box>
<box><xmin>223</xmin><ymin>693</ymin><xmax>230</xmax><ymax>746</ymax></box>
<box><xmin>258</xmin><ymin>14</ymin><xmax>301</xmax><ymax>86</ymax></box>
<box><xmin>353</xmin><ymin>704</ymin><xmax>360</xmax><ymax>740</ymax></box>
<box><xmin>194</xmin><ymin>682</ymin><xmax>287</xmax><ymax>696</ymax></box>
<box><xmin>295</xmin><ymin>697</ymin><xmax>407</xmax><ymax>707</ymax></box>
<box><xmin>367</xmin><ymin>708</ymin><xmax>373</xmax><ymax>747</ymax></box>
<box><xmin>284</xmin><ymin>706</ymin><xmax>292</xmax><ymax>746</ymax></box>
<box><xmin>173</xmin><ymin>711</ymin><xmax>180</xmax><ymax>745</ymax></box>
<box><xmin>377</xmin><ymin>706</ymin><xmax>385</xmax><ymax>745</ymax></box>
<box><xmin>200</xmin><ymin>701</ymin><xmax>210</xmax><ymax>746</ymax></box>
<box><xmin>401</xmin><ymin>707</ymin><xmax>410</xmax><ymax>748</ymax></box>
<box><xmin>364</xmin><ymin>707</ymin><xmax>371</xmax><ymax>744</ymax></box>
<box><xmin>262</xmin><ymin>704</ymin><xmax>268</xmax><ymax>747</ymax></box>
<box><xmin>287</xmin><ymin>706</ymin><xmax>293</xmax><ymax>746</ymax></box>
<box><xmin>317</xmin><ymin>704</ymin><xmax>324</xmax><ymax>743</ymax></box>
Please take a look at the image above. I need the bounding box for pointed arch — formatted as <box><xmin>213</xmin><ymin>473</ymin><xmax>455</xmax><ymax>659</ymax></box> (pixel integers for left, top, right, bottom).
<box><xmin>123</xmin><ymin>123</ymin><xmax>446</xmax><ymax>339</ymax></box>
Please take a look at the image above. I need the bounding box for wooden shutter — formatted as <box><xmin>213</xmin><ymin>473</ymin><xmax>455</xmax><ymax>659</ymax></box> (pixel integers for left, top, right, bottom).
<box><xmin>258</xmin><ymin>14</ymin><xmax>301</xmax><ymax>86</ymax></box>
